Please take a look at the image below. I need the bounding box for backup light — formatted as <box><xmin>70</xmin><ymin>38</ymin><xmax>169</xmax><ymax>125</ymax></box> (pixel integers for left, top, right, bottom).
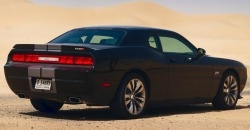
<box><xmin>38</xmin><ymin>57</ymin><xmax>59</xmax><ymax>62</ymax></box>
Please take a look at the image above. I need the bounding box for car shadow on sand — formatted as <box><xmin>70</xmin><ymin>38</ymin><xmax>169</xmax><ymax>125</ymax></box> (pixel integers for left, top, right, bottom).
<box><xmin>20</xmin><ymin>104</ymin><xmax>250</xmax><ymax>121</ymax></box>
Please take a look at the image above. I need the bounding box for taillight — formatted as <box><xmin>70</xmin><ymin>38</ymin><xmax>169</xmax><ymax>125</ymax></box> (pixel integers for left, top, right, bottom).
<box><xmin>12</xmin><ymin>54</ymin><xmax>94</xmax><ymax>66</ymax></box>
<box><xmin>75</xmin><ymin>57</ymin><xmax>93</xmax><ymax>66</ymax></box>
<box><xmin>12</xmin><ymin>54</ymin><xmax>25</xmax><ymax>62</ymax></box>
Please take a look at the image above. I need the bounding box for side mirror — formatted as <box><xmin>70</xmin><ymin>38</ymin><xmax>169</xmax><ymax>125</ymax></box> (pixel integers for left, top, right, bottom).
<box><xmin>197</xmin><ymin>48</ymin><xmax>206</xmax><ymax>57</ymax></box>
<box><xmin>186</xmin><ymin>48</ymin><xmax>206</xmax><ymax>63</ymax></box>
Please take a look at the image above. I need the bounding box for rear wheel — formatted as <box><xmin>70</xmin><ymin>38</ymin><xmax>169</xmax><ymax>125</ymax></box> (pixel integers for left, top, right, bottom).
<box><xmin>212</xmin><ymin>72</ymin><xmax>239</xmax><ymax>109</ymax></box>
<box><xmin>30</xmin><ymin>99</ymin><xmax>64</xmax><ymax>113</ymax></box>
<box><xmin>111</xmin><ymin>73</ymin><xmax>148</xmax><ymax>118</ymax></box>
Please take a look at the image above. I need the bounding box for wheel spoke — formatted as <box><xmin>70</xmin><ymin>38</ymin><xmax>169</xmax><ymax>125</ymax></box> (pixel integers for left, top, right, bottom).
<box><xmin>133</xmin><ymin>101</ymin><xmax>138</xmax><ymax>114</ymax></box>
<box><xmin>224</xmin><ymin>95</ymin><xmax>229</xmax><ymax>105</ymax></box>
<box><xmin>223</xmin><ymin>89</ymin><xmax>227</xmax><ymax>93</ymax></box>
<box><xmin>136</xmin><ymin>96</ymin><xmax>145</xmax><ymax>103</ymax></box>
<box><xmin>231</xmin><ymin>81</ymin><xmax>237</xmax><ymax>88</ymax></box>
<box><xmin>125</xmin><ymin>94</ymin><xmax>131</xmax><ymax>106</ymax></box>
<box><xmin>125</xmin><ymin>100</ymin><xmax>131</xmax><ymax>106</ymax></box>
<box><xmin>229</xmin><ymin>93</ymin><xmax>236</xmax><ymax>103</ymax></box>
<box><xmin>132</xmin><ymin>80</ymin><xmax>136</xmax><ymax>91</ymax></box>
<box><xmin>135</xmin><ymin>86</ymin><xmax>144</xmax><ymax>95</ymax></box>
<box><xmin>228</xmin><ymin>76</ymin><xmax>232</xmax><ymax>84</ymax></box>
<box><xmin>228</xmin><ymin>94</ymin><xmax>235</xmax><ymax>106</ymax></box>
<box><xmin>127</xmin><ymin>83</ymin><xmax>133</xmax><ymax>93</ymax></box>
<box><xmin>226</xmin><ymin>77</ymin><xmax>230</xmax><ymax>86</ymax></box>
<box><xmin>135</xmin><ymin>99</ymin><xmax>143</xmax><ymax>108</ymax></box>
<box><xmin>230</xmin><ymin>82</ymin><xmax>237</xmax><ymax>91</ymax></box>
<box><xmin>128</xmin><ymin>101</ymin><xmax>134</xmax><ymax>114</ymax></box>
<box><xmin>223</xmin><ymin>83</ymin><xmax>227</xmax><ymax>88</ymax></box>
<box><xmin>125</xmin><ymin>94</ymin><xmax>130</xmax><ymax>99</ymax></box>
<box><xmin>230</xmin><ymin>87</ymin><xmax>238</xmax><ymax>92</ymax></box>
<box><xmin>134</xmin><ymin>81</ymin><xmax>142</xmax><ymax>93</ymax></box>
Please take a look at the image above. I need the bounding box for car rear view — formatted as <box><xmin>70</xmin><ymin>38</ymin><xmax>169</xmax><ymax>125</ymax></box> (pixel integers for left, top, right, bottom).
<box><xmin>4</xmin><ymin>28</ymin><xmax>126</xmax><ymax>113</ymax></box>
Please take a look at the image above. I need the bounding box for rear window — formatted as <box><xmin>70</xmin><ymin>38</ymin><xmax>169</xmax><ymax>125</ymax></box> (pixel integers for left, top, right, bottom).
<box><xmin>49</xmin><ymin>29</ymin><xmax>125</xmax><ymax>45</ymax></box>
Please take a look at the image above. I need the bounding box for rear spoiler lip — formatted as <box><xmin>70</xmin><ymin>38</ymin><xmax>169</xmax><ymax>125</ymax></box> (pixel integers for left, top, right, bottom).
<box><xmin>13</xmin><ymin>43</ymin><xmax>118</xmax><ymax>52</ymax></box>
<box><xmin>13</xmin><ymin>44</ymin><xmax>94</xmax><ymax>52</ymax></box>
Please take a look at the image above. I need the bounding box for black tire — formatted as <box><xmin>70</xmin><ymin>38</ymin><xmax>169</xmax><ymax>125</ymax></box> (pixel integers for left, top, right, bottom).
<box><xmin>30</xmin><ymin>99</ymin><xmax>64</xmax><ymax>113</ymax></box>
<box><xmin>110</xmin><ymin>73</ymin><xmax>148</xmax><ymax>119</ymax></box>
<box><xmin>212</xmin><ymin>71</ymin><xmax>239</xmax><ymax>109</ymax></box>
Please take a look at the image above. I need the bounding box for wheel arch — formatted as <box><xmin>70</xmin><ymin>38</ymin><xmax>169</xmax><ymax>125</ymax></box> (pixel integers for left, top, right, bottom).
<box><xmin>222</xmin><ymin>68</ymin><xmax>240</xmax><ymax>85</ymax></box>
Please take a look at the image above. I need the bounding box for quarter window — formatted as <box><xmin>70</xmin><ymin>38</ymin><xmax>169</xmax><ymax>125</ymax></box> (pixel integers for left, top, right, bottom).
<box><xmin>148</xmin><ymin>36</ymin><xmax>157</xmax><ymax>49</ymax></box>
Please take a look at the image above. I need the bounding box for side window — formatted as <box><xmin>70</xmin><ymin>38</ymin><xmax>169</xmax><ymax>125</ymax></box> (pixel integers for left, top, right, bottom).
<box><xmin>81</xmin><ymin>36</ymin><xmax>87</xmax><ymax>42</ymax></box>
<box><xmin>159</xmin><ymin>36</ymin><xmax>194</xmax><ymax>54</ymax></box>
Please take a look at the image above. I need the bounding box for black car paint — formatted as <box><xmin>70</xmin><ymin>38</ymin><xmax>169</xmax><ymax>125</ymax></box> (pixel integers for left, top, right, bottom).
<box><xmin>4</xmin><ymin>26</ymin><xmax>247</xmax><ymax>107</ymax></box>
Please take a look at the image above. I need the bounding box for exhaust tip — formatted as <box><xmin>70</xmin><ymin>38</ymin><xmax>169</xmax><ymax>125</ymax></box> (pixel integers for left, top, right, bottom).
<box><xmin>69</xmin><ymin>97</ymin><xmax>82</xmax><ymax>103</ymax></box>
<box><xmin>17</xmin><ymin>93</ymin><xmax>26</xmax><ymax>98</ymax></box>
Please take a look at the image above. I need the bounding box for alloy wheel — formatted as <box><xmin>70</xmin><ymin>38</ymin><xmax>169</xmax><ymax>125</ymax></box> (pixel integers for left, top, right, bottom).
<box><xmin>223</xmin><ymin>75</ymin><xmax>239</xmax><ymax>106</ymax></box>
<box><xmin>124</xmin><ymin>78</ymin><xmax>146</xmax><ymax>115</ymax></box>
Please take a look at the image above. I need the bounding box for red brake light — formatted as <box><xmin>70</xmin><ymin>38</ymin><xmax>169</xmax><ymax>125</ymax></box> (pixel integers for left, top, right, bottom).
<box><xmin>11</xmin><ymin>54</ymin><xmax>94</xmax><ymax>66</ymax></box>
<box><xmin>12</xmin><ymin>54</ymin><xmax>25</xmax><ymax>62</ymax></box>
<box><xmin>75</xmin><ymin>57</ymin><xmax>93</xmax><ymax>66</ymax></box>
<box><xmin>25</xmin><ymin>54</ymin><xmax>38</xmax><ymax>62</ymax></box>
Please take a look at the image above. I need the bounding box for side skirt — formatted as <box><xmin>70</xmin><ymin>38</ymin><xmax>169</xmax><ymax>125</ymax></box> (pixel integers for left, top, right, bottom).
<box><xmin>147</xmin><ymin>98</ymin><xmax>214</xmax><ymax>107</ymax></box>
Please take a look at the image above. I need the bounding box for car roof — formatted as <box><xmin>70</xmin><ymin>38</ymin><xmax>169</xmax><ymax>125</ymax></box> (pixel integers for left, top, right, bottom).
<box><xmin>75</xmin><ymin>25</ymin><xmax>173</xmax><ymax>32</ymax></box>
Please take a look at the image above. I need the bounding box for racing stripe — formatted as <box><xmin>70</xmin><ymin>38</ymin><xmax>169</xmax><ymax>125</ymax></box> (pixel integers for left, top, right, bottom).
<box><xmin>48</xmin><ymin>44</ymin><xmax>61</xmax><ymax>52</ymax></box>
<box><xmin>41</xmin><ymin>67</ymin><xmax>55</xmax><ymax>78</ymax></box>
<box><xmin>28</xmin><ymin>66</ymin><xmax>43</xmax><ymax>77</ymax></box>
<box><xmin>34</xmin><ymin>44</ymin><xmax>47</xmax><ymax>51</ymax></box>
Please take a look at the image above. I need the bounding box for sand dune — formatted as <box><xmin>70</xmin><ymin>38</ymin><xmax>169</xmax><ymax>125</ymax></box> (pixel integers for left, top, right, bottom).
<box><xmin>2</xmin><ymin>0</ymin><xmax>250</xmax><ymax>36</ymax></box>
<box><xmin>1</xmin><ymin>0</ymin><xmax>250</xmax><ymax>43</ymax></box>
<box><xmin>1</xmin><ymin>0</ymin><xmax>250</xmax><ymax>77</ymax></box>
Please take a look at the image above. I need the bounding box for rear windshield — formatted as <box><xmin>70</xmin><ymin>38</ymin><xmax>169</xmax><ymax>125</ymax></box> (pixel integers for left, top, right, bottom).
<box><xmin>49</xmin><ymin>29</ymin><xmax>125</xmax><ymax>45</ymax></box>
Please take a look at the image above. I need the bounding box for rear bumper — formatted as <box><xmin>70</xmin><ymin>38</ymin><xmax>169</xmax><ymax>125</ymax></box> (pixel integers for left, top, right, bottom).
<box><xmin>4</xmin><ymin>62</ymin><xmax>120</xmax><ymax>106</ymax></box>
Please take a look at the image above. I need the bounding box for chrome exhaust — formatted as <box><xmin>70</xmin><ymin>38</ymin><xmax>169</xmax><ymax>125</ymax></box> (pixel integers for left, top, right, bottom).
<box><xmin>17</xmin><ymin>93</ymin><xmax>26</xmax><ymax>98</ymax></box>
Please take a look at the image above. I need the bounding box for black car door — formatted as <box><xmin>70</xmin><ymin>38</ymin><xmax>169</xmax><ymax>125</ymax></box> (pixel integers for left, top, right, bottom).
<box><xmin>157</xmin><ymin>33</ymin><xmax>213</xmax><ymax>99</ymax></box>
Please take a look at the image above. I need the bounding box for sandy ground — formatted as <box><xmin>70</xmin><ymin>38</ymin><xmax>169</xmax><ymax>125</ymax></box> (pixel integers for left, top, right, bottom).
<box><xmin>1</xmin><ymin>0</ymin><xmax>250</xmax><ymax>129</ymax></box>
<box><xmin>0</xmin><ymin>92</ymin><xmax>250</xmax><ymax>130</ymax></box>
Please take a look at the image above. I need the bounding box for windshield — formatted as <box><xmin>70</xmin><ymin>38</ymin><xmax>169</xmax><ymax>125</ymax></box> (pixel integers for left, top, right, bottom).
<box><xmin>49</xmin><ymin>29</ymin><xmax>125</xmax><ymax>45</ymax></box>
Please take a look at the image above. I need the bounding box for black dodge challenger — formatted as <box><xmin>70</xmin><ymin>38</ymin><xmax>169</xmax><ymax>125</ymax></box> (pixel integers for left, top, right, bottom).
<box><xmin>4</xmin><ymin>26</ymin><xmax>247</xmax><ymax>118</ymax></box>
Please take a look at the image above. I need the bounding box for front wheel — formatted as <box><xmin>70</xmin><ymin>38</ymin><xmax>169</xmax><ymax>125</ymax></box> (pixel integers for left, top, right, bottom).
<box><xmin>30</xmin><ymin>99</ymin><xmax>64</xmax><ymax>113</ymax></box>
<box><xmin>212</xmin><ymin>72</ymin><xmax>239</xmax><ymax>109</ymax></box>
<box><xmin>110</xmin><ymin>73</ymin><xmax>148</xmax><ymax>118</ymax></box>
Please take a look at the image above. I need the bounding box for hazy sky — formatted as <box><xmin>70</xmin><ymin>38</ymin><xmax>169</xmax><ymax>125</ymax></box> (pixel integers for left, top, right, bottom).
<box><xmin>31</xmin><ymin>0</ymin><xmax>250</xmax><ymax>16</ymax></box>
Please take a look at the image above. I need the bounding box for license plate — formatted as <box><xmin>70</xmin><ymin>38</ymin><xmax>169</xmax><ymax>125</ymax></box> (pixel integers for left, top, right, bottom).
<box><xmin>35</xmin><ymin>79</ymin><xmax>52</xmax><ymax>90</ymax></box>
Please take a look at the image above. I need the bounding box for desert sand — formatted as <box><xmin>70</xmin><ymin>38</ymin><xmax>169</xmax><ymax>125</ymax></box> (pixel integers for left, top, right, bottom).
<box><xmin>0</xmin><ymin>0</ymin><xmax>250</xmax><ymax>129</ymax></box>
